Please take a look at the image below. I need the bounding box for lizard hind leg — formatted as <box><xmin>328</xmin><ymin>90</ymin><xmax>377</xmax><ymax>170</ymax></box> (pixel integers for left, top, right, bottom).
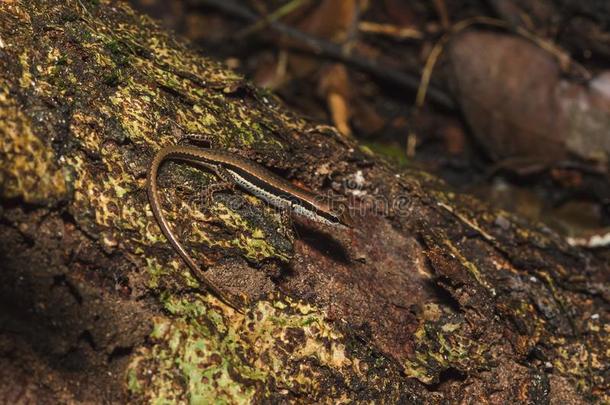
<box><xmin>200</xmin><ymin>181</ymin><xmax>235</xmax><ymax>208</ymax></box>
<box><xmin>199</xmin><ymin>167</ymin><xmax>236</xmax><ymax>209</ymax></box>
<box><xmin>189</xmin><ymin>165</ymin><xmax>239</xmax><ymax>215</ymax></box>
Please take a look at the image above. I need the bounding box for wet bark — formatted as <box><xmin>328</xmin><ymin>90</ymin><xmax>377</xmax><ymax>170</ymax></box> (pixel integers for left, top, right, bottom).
<box><xmin>0</xmin><ymin>0</ymin><xmax>607</xmax><ymax>403</ymax></box>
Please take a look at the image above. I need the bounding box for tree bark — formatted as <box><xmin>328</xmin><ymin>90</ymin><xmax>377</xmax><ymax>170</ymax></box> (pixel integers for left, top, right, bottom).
<box><xmin>0</xmin><ymin>0</ymin><xmax>607</xmax><ymax>403</ymax></box>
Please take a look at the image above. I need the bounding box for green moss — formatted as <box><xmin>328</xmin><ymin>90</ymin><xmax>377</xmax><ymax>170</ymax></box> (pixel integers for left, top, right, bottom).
<box><xmin>403</xmin><ymin>304</ymin><xmax>490</xmax><ymax>384</ymax></box>
<box><xmin>0</xmin><ymin>84</ymin><xmax>68</xmax><ymax>203</ymax></box>
<box><xmin>126</xmin><ymin>367</ymin><xmax>142</xmax><ymax>394</ymax></box>
<box><xmin>361</xmin><ymin>141</ymin><xmax>410</xmax><ymax>167</ymax></box>
<box><xmin>548</xmin><ymin>326</ymin><xmax>609</xmax><ymax>403</ymax></box>
<box><xmin>102</xmin><ymin>70</ymin><xmax>122</xmax><ymax>86</ymax></box>
<box><xmin>126</xmin><ymin>292</ymin><xmax>413</xmax><ymax>402</ymax></box>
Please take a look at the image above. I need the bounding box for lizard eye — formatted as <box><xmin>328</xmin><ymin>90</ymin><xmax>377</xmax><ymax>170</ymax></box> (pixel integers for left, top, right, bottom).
<box><xmin>332</xmin><ymin>201</ymin><xmax>353</xmax><ymax>227</ymax></box>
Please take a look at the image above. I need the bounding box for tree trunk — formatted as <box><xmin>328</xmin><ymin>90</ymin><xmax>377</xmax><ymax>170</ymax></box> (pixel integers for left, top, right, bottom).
<box><xmin>0</xmin><ymin>0</ymin><xmax>607</xmax><ymax>403</ymax></box>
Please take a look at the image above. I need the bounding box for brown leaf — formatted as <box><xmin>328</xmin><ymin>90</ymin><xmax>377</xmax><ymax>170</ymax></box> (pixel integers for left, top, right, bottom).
<box><xmin>448</xmin><ymin>31</ymin><xmax>566</xmax><ymax>162</ymax></box>
<box><xmin>297</xmin><ymin>0</ymin><xmax>360</xmax><ymax>42</ymax></box>
<box><xmin>449</xmin><ymin>31</ymin><xmax>610</xmax><ymax>166</ymax></box>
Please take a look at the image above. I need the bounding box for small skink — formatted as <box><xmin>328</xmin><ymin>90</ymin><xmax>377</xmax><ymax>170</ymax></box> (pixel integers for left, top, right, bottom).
<box><xmin>147</xmin><ymin>144</ymin><xmax>352</xmax><ymax>311</ymax></box>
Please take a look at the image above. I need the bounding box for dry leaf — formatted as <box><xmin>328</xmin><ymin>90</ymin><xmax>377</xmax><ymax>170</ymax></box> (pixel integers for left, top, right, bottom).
<box><xmin>318</xmin><ymin>64</ymin><xmax>352</xmax><ymax>136</ymax></box>
<box><xmin>448</xmin><ymin>31</ymin><xmax>565</xmax><ymax>162</ymax></box>
<box><xmin>298</xmin><ymin>0</ymin><xmax>360</xmax><ymax>42</ymax></box>
<box><xmin>450</xmin><ymin>31</ymin><xmax>610</xmax><ymax>167</ymax></box>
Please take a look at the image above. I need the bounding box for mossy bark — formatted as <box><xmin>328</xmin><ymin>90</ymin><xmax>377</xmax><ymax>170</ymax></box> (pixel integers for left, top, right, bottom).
<box><xmin>0</xmin><ymin>1</ymin><xmax>607</xmax><ymax>403</ymax></box>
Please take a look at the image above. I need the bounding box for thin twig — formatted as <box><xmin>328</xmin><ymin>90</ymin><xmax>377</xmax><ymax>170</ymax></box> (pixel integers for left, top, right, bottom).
<box><xmin>236</xmin><ymin>0</ymin><xmax>312</xmax><ymax>38</ymax></box>
<box><xmin>358</xmin><ymin>22</ymin><xmax>423</xmax><ymax>40</ymax></box>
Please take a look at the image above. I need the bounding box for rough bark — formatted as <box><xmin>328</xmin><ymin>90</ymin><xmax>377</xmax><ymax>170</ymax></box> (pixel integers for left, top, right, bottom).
<box><xmin>0</xmin><ymin>0</ymin><xmax>607</xmax><ymax>403</ymax></box>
